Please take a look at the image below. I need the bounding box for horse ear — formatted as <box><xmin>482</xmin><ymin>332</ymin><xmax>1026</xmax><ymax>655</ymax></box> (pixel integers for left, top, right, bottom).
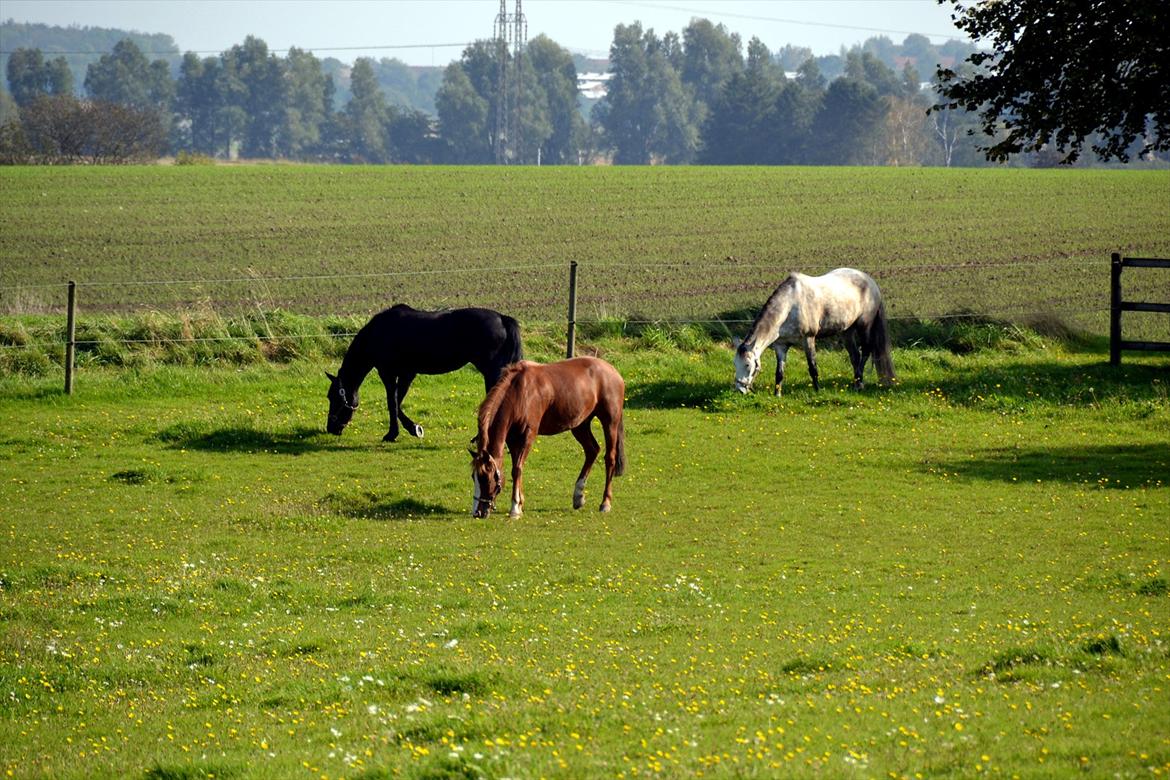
<box><xmin>731</xmin><ymin>337</ymin><xmax>743</xmax><ymax>350</ymax></box>
<box><xmin>326</xmin><ymin>371</ymin><xmax>337</xmax><ymax>382</ymax></box>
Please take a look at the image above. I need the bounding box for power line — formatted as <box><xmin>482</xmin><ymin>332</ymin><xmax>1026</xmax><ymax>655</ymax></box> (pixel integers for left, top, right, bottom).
<box><xmin>614</xmin><ymin>0</ymin><xmax>968</xmax><ymax>42</ymax></box>
<box><xmin>0</xmin><ymin>41</ymin><xmax>474</xmax><ymax>58</ymax></box>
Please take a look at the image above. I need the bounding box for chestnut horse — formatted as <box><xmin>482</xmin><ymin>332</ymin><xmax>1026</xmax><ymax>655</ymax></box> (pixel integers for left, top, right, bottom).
<box><xmin>470</xmin><ymin>357</ymin><xmax>626</xmax><ymax>519</ymax></box>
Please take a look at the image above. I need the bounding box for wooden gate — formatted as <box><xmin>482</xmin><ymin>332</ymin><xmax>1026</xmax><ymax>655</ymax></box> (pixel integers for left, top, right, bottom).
<box><xmin>1110</xmin><ymin>253</ymin><xmax>1170</xmax><ymax>364</ymax></box>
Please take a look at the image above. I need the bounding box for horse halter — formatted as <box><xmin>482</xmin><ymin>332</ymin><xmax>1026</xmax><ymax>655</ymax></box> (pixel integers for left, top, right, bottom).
<box><xmin>471</xmin><ymin>459</ymin><xmax>501</xmax><ymax>517</ymax></box>
<box><xmin>734</xmin><ymin>347</ymin><xmax>759</xmax><ymax>392</ymax></box>
<box><xmin>336</xmin><ymin>385</ymin><xmax>358</xmax><ymax>411</ymax></box>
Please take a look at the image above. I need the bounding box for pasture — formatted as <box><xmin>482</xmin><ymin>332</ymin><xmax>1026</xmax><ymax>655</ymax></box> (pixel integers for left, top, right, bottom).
<box><xmin>1</xmin><ymin>164</ymin><xmax>1169</xmax><ymax>778</ymax></box>
<box><xmin>1</xmin><ymin>334</ymin><xmax>1168</xmax><ymax>779</ymax></box>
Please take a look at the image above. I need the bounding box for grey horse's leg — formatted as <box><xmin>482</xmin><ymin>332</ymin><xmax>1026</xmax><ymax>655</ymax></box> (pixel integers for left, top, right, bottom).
<box><xmin>773</xmin><ymin>344</ymin><xmax>790</xmax><ymax>396</ymax></box>
<box><xmin>844</xmin><ymin>330</ymin><xmax>864</xmax><ymax>390</ymax></box>
<box><xmin>804</xmin><ymin>336</ymin><xmax>820</xmax><ymax>391</ymax></box>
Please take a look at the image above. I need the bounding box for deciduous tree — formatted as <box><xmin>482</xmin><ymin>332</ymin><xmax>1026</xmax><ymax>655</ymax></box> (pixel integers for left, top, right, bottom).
<box><xmin>935</xmin><ymin>0</ymin><xmax>1169</xmax><ymax>163</ymax></box>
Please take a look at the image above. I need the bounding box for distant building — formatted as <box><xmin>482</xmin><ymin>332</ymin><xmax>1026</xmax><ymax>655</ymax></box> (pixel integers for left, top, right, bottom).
<box><xmin>577</xmin><ymin>72</ymin><xmax>612</xmax><ymax>100</ymax></box>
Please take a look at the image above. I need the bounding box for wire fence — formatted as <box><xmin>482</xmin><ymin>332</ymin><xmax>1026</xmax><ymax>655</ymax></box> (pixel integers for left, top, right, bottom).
<box><xmin>2</xmin><ymin>256</ymin><xmax>1168</xmax><ymax>355</ymax></box>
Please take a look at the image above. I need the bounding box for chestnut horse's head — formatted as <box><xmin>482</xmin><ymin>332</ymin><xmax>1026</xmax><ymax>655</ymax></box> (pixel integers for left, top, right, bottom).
<box><xmin>469</xmin><ymin>445</ymin><xmax>502</xmax><ymax>518</ymax></box>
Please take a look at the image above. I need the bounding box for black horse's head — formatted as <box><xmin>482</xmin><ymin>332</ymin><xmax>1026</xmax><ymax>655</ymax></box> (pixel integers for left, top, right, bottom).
<box><xmin>325</xmin><ymin>372</ymin><xmax>358</xmax><ymax>435</ymax></box>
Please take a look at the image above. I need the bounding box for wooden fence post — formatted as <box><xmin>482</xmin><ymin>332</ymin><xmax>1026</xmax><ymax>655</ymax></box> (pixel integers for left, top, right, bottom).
<box><xmin>65</xmin><ymin>280</ymin><xmax>76</xmax><ymax>394</ymax></box>
<box><xmin>566</xmin><ymin>260</ymin><xmax>578</xmax><ymax>359</ymax></box>
<box><xmin>1109</xmin><ymin>253</ymin><xmax>1122</xmax><ymax>365</ymax></box>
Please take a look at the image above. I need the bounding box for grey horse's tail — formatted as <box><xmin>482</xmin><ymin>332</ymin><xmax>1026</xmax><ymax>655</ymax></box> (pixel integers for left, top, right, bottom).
<box><xmin>869</xmin><ymin>300</ymin><xmax>896</xmax><ymax>384</ymax></box>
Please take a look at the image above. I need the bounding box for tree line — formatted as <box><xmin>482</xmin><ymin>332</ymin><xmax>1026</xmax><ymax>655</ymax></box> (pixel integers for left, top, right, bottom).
<box><xmin>1</xmin><ymin>13</ymin><xmax>1161</xmax><ymax>166</ymax></box>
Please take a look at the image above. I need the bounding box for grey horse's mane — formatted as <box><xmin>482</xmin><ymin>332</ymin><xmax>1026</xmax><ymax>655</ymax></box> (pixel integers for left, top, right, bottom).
<box><xmin>746</xmin><ymin>274</ymin><xmax>800</xmax><ymax>346</ymax></box>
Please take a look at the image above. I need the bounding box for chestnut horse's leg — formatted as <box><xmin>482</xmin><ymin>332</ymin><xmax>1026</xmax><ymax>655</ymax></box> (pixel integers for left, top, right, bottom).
<box><xmin>507</xmin><ymin>431</ymin><xmax>537</xmax><ymax>519</ymax></box>
<box><xmin>599</xmin><ymin>413</ymin><xmax>622</xmax><ymax>513</ymax></box>
<box><xmin>570</xmin><ymin>422</ymin><xmax>601</xmax><ymax>510</ymax></box>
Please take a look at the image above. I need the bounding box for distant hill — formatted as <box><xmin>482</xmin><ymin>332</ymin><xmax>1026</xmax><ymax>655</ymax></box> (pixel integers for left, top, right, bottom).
<box><xmin>0</xmin><ymin>20</ymin><xmax>181</xmax><ymax>95</ymax></box>
<box><xmin>1</xmin><ymin>20</ymin><xmax>441</xmax><ymax>114</ymax></box>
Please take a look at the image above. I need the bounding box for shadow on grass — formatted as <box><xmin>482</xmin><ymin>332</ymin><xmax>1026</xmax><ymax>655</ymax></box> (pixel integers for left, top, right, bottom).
<box><xmin>625</xmin><ymin>379</ymin><xmax>731</xmax><ymax>410</ymax></box>
<box><xmin>320</xmin><ymin>491</ymin><xmax>452</xmax><ymax>521</ymax></box>
<box><xmin>893</xmin><ymin>356</ymin><xmax>1168</xmax><ymax>407</ymax></box>
<box><xmin>155</xmin><ymin>424</ymin><xmax>333</xmax><ymax>455</ymax></box>
<box><xmin>926</xmin><ymin>443</ymin><xmax>1169</xmax><ymax>488</ymax></box>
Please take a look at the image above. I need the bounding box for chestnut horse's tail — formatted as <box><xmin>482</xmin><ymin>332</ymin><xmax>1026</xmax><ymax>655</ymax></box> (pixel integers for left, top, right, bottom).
<box><xmin>614</xmin><ymin>413</ymin><xmax>626</xmax><ymax>477</ymax></box>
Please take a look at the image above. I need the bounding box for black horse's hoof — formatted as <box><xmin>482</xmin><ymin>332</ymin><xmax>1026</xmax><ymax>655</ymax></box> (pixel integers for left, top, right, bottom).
<box><xmin>382</xmin><ymin>431</ymin><xmax>398</xmax><ymax>443</ymax></box>
<box><xmin>411</xmin><ymin>424</ymin><xmax>424</xmax><ymax>438</ymax></box>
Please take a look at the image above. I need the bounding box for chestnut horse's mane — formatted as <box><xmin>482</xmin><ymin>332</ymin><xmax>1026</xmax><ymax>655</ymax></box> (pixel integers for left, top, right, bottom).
<box><xmin>476</xmin><ymin>362</ymin><xmax>527</xmax><ymax>445</ymax></box>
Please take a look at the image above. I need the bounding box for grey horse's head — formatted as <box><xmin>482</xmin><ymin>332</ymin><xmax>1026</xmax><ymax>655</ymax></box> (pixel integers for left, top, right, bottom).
<box><xmin>733</xmin><ymin>342</ymin><xmax>760</xmax><ymax>394</ymax></box>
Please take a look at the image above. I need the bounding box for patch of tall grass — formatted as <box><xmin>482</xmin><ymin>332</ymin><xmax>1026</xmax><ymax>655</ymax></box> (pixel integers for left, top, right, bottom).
<box><xmin>0</xmin><ymin>309</ymin><xmax>364</xmax><ymax>376</ymax></box>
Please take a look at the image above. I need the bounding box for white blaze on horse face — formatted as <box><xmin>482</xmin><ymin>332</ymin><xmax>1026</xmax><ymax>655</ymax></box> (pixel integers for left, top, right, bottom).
<box><xmin>734</xmin><ymin>348</ymin><xmax>760</xmax><ymax>393</ymax></box>
<box><xmin>470</xmin><ymin>468</ymin><xmax>482</xmax><ymax>516</ymax></box>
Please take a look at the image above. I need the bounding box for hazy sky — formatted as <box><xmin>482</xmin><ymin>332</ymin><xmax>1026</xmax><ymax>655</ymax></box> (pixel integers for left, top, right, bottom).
<box><xmin>3</xmin><ymin>1</ymin><xmax>971</xmax><ymax>66</ymax></box>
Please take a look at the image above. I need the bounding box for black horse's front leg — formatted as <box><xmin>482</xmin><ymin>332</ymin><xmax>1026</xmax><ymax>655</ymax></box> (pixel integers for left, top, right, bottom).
<box><xmin>377</xmin><ymin>368</ymin><xmax>401</xmax><ymax>442</ymax></box>
<box><xmin>395</xmin><ymin>374</ymin><xmax>423</xmax><ymax>438</ymax></box>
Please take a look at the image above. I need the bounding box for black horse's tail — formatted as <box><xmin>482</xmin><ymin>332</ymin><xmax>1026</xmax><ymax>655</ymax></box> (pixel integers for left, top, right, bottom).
<box><xmin>869</xmin><ymin>300</ymin><xmax>896</xmax><ymax>385</ymax></box>
<box><xmin>502</xmin><ymin>314</ymin><xmax>524</xmax><ymax>365</ymax></box>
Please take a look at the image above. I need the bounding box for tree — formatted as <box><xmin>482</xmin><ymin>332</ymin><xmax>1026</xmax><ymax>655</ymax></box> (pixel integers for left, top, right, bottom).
<box><xmin>280</xmin><ymin>47</ymin><xmax>330</xmax><ymax>158</ymax></box>
<box><xmin>769</xmin><ymin>80</ymin><xmax>821</xmax><ymax>164</ymax></box>
<box><xmin>84</xmin><ymin>39</ymin><xmax>173</xmax><ymax>113</ymax></box>
<box><xmin>174</xmin><ymin>53</ymin><xmax>221</xmax><ymax>155</ymax></box>
<box><xmin>225</xmin><ymin>36</ymin><xmax>286</xmax><ymax>159</ymax></box>
<box><xmin>344</xmin><ymin>58</ymin><xmax>389</xmax><ymax>162</ymax></box>
<box><xmin>680</xmin><ymin>19</ymin><xmax>742</xmax><ymax>113</ymax></box>
<box><xmin>86</xmin><ymin>101</ymin><xmax>167</xmax><ymax>163</ymax></box>
<box><xmin>845</xmin><ymin>50</ymin><xmax>901</xmax><ymax>97</ymax></box>
<box><xmin>699</xmin><ymin>38</ymin><xmax>781</xmax><ymax>164</ymax></box>
<box><xmin>935</xmin><ymin>0</ymin><xmax>1169</xmax><ymax>163</ymax></box>
<box><xmin>813</xmin><ymin>77</ymin><xmax>887</xmax><ymax>165</ymax></box>
<box><xmin>526</xmin><ymin>35</ymin><xmax>587</xmax><ymax>164</ymax></box>
<box><xmin>6</xmin><ymin>48</ymin><xmax>72</xmax><ymax>107</ymax></box>
<box><xmin>596</xmin><ymin>23</ymin><xmax>700</xmax><ymax>164</ymax></box>
<box><xmin>0</xmin><ymin>86</ymin><xmax>18</xmax><ymax>125</ymax></box>
<box><xmin>436</xmin><ymin>62</ymin><xmax>491</xmax><ymax>163</ymax></box>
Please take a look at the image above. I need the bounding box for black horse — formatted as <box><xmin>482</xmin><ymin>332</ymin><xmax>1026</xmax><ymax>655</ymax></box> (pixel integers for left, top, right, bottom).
<box><xmin>326</xmin><ymin>304</ymin><xmax>523</xmax><ymax>441</ymax></box>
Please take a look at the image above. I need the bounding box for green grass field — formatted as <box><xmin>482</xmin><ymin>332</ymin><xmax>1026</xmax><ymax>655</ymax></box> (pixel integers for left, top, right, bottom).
<box><xmin>1</xmin><ymin>165</ymin><xmax>1169</xmax><ymax>778</ymax></box>
<box><xmin>1</xmin><ymin>330</ymin><xmax>1168</xmax><ymax>779</ymax></box>
<box><xmin>2</xmin><ymin>166</ymin><xmax>1169</xmax><ymax>340</ymax></box>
